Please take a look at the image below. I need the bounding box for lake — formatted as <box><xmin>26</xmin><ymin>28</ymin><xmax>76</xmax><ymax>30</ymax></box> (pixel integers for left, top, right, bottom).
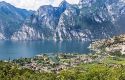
<box><xmin>0</xmin><ymin>40</ymin><xmax>90</xmax><ymax>60</ymax></box>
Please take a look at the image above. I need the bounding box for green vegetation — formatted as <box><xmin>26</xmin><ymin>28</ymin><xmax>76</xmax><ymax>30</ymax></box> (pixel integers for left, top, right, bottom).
<box><xmin>102</xmin><ymin>56</ymin><xmax>125</xmax><ymax>65</ymax></box>
<box><xmin>1</xmin><ymin>59</ymin><xmax>125</xmax><ymax>80</ymax></box>
<box><xmin>0</xmin><ymin>61</ymin><xmax>56</xmax><ymax>80</ymax></box>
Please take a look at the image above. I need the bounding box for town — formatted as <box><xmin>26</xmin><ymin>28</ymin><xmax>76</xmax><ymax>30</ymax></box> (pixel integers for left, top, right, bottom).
<box><xmin>10</xmin><ymin>34</ymin><xmax>125</xmax><ymax>73</ymax></box>
<box><xmin>11</xmin><ymin>53</ymin><xmax>102</xmax><ymax>73</ymax></box>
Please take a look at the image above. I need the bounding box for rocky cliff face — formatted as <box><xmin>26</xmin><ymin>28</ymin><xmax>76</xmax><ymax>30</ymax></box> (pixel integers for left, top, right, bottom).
<box><xmin>0</xmin><ymin>1</ymin><xmax>32</xmax><ymax>40</ymax></box>
<box><xmin>1</xmin><ymin>0</ymin><xmax>125</xmax><ymax>41</ymax></box>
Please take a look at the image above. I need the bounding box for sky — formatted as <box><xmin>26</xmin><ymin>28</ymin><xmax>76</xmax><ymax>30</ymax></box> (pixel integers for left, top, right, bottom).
<box><xmin>0</xmin><ymin>0</ymin><xmax>79</xmax><ymax>10</ymax></box>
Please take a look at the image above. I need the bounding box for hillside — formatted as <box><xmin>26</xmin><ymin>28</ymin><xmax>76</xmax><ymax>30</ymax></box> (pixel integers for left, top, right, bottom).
<box><xmin>1</xmin><ymin>0</ymin><xmax>125</xmax><ymax>40</ymax></box>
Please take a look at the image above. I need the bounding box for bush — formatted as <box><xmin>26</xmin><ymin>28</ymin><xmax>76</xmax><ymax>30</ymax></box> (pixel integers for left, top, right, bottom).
<box><xmin>0</xmin><ymin>62</ymin><xmax>125</xmax><ymax>80</ymax></box>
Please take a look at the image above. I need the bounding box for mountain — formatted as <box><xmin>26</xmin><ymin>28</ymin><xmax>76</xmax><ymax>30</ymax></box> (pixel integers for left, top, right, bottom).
<box><xmin>0</xmin><ymin>1</ymin><xmax>32</xmax><ymax>40</ymax></box>
<box><xmin>1</xmin><ymin>0</ymin><xmax>125</xmax><ymax>41</ymax></box>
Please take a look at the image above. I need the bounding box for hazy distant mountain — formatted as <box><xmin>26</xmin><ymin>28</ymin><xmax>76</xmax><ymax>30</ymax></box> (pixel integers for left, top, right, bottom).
<box><xmin>0</xmin><ymin>1</ymin><xmax>32</xmax><ymax>39</ymax></box>
<box><xmin>1</xmin><ymin>0</ymin><xmax>125</xmax><ymax>41</ymax></box>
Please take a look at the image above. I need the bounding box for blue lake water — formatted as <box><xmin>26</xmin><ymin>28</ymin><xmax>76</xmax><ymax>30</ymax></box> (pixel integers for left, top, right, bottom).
<box><xmin>0</xmin><ymin>40</ymin><xmax>90</xmax><ymax>60</ymax></box>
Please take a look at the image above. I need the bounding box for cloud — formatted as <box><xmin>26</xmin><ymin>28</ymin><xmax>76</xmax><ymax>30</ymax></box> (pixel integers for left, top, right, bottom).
<box><xmin>52</xmin><ymin>0</ymin><xmax>79</xmax><ymax>6</ymax></box>
<box><xmin>66</xmin><ymin>0</ymin><xmax>79</xmax><ymax>4</ymax></box>
<box><xmin>0</xmin><ymin>0</ymin><xmax>79</xmax><ymax>10</ymax></box>
<box><xmin>0</xmin><ymin>0</ymin><xmax>51</xmax><ymax>10</ymax></box>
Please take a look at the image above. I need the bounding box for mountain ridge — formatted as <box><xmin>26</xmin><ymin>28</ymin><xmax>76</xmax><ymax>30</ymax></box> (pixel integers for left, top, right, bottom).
<box><xmin>0</xmin><ymin>1</ymin><xmax>32</xmax><ymax>40</ymax></box>
<box><xmin>1</xmin><ymin>0</ymin><xmax>125</xmax><ymax>41</ymax></box>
